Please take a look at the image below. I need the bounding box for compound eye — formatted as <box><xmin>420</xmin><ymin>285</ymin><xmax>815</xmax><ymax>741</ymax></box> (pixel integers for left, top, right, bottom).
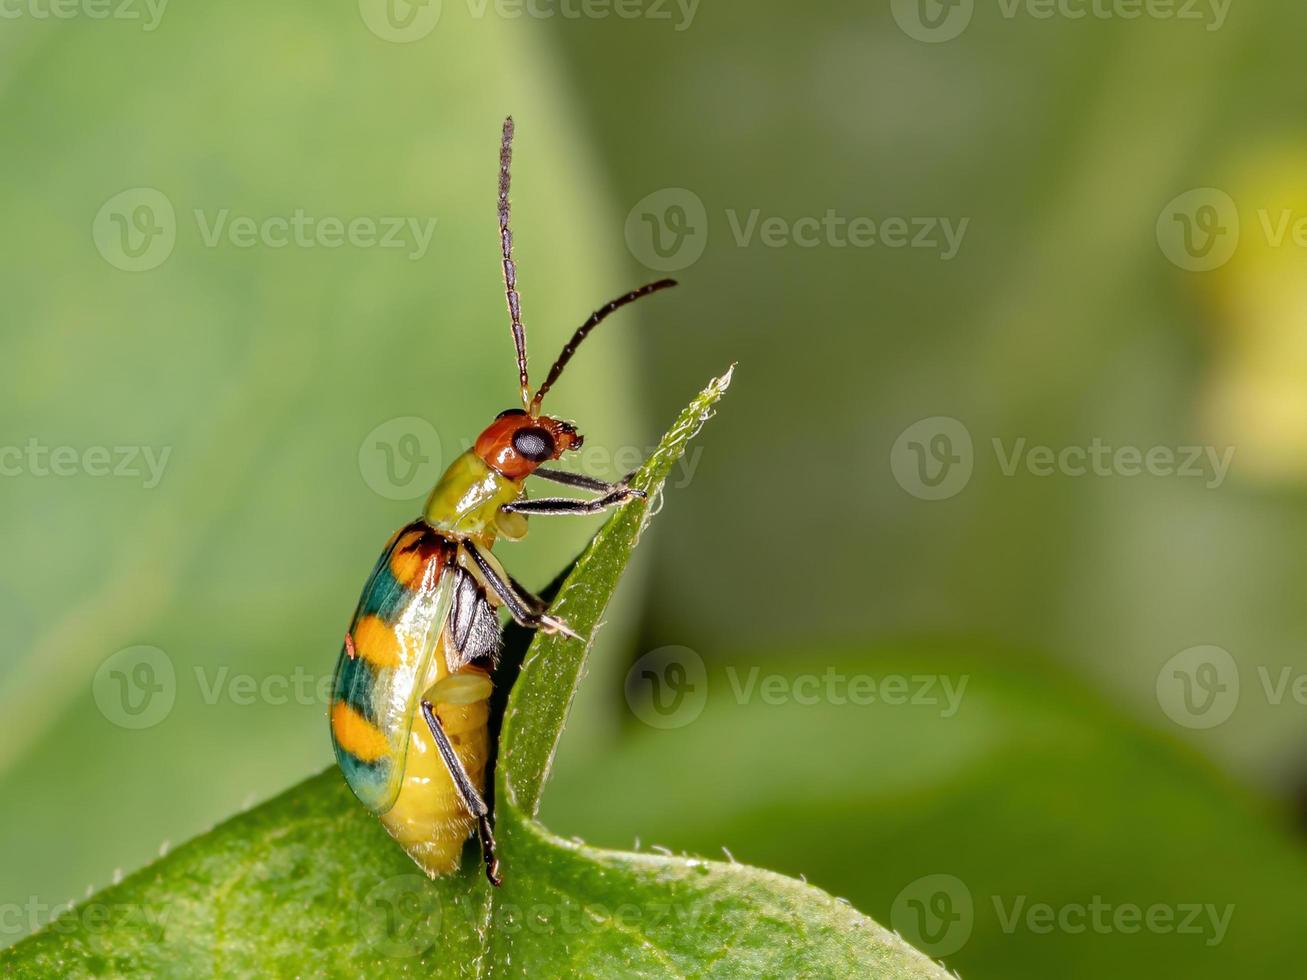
<box><xmin>512</xmin><ymin>426</ymin><xmax>555</xmax><ymax>463</ymax></box>
<box><xmin>496</xmin><ymin>408</ymin><xmax>527</xmax><ymax>420</ymax></box>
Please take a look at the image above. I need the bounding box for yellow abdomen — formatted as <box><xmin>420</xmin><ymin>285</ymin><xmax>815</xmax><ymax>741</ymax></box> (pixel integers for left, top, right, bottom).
<box><xmin>379</xmin><ymin>679</ymin><xmax>490</xmax><ymax>877</ymax></box>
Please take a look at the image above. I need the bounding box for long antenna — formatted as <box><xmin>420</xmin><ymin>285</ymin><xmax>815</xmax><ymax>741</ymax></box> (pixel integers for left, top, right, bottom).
<box><xmin>530</xmin><ymin>279</ymin><xmax>678</xmax><ymax>413</ymax></box>
<box><xmin>499</xmin><ymin>116</ymin><xmax>531</xmax><ymax>410</ymax></box>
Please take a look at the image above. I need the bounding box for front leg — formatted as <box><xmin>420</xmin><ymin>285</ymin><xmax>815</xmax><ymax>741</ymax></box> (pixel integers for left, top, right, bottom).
<box><xmin>462</xmin><ymin>540</ymin><xmax>580</xmax><ymax>639</ymax></box>
<box><xmin>502</xmin><ymin>479</ymin><xmax>645</xmax><ymax>517</ymax></box>
<box><xmin>532</xmin><ymin>466</ymin><xmax>637</xmax><ymax>494</ymax></box>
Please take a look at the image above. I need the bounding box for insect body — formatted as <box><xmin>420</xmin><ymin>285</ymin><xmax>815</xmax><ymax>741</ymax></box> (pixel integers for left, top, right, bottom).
<box><xmin>330</xmin><ymin>117</ymin><xmax>676</xmax><ymax>886</ymax></box>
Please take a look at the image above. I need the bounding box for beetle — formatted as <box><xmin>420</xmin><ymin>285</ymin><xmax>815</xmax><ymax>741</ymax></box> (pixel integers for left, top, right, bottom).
<box><xmin>329</xmin><ymin>117</ymin><xmax>676</xmax><ymax>886</ymax></box>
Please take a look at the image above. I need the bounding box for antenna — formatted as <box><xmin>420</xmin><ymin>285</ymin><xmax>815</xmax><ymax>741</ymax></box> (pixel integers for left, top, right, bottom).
<box><xmin>530</xmin><ymin>279</ymin><xmax>678</xmax><ymax>413</ymax></box>
<box><xmin>498</xmin><ymin>116</ymin><xmax>531</xmax><ymax>410</ymax></box>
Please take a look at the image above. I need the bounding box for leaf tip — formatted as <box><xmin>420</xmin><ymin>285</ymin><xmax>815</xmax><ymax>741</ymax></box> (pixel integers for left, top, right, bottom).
<box><xmin>713</xmin><ymin>362</ymin><xmax>736</xmax><ymax>393</ymax></box>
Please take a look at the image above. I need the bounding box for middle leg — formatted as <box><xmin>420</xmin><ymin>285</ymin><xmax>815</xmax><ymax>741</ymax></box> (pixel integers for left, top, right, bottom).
<box><xmin>461</xmin><ymin>540</ymin><xmax>580</xmax><ymax>639</ymax></box>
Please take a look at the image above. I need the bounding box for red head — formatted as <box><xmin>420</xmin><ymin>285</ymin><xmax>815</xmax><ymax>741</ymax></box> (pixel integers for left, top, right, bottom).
<box><xmin>474</xmin><ymin>409</ymin><xmax>582</xmax><ymax>481</ymax></box>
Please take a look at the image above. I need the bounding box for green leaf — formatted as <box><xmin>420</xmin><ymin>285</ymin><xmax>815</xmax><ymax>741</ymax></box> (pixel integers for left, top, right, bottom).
<box><xmin>496</xmin><ymin>366</ymin><xmax>733</xmax><ymax>819</ymax></box>
<box><xmin>1</xmin><ymin>370</ymin><xmax>948</xmax><ymax>978</ymax></box>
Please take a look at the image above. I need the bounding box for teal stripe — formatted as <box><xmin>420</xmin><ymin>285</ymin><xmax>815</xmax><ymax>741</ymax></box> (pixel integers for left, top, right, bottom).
<box><xmin>332</xmin><ymin>645</ymin><xmax>377</xmax><ymax>721</ymax></box>
<box><xmin>331</xmin><ymin>726</ymin><xmax>389</xmax><ymax>812</ymax></box>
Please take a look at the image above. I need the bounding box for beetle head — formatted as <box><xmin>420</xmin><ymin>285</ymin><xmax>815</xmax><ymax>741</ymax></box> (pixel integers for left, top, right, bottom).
<box><xmin>474</xmin><ymin>408</ymin><xmax>582</xmax><ymax>481</ymax></box>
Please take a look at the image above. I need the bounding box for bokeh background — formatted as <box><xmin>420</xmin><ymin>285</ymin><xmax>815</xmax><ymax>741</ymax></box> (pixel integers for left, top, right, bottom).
<box><xmin>4</xmin><ymin>1</ymin><xmax>1307</xmax><ymax>976</ymax></box>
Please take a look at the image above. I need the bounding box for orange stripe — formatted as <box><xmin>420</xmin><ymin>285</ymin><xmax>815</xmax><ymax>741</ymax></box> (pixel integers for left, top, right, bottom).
<box><xmin>389</xmin><ymin>529</ymin><xmax>431</xmax><ymax>588</ymax></box>
<box><xmin>351</xmin><ymin>614</ymin><xmax>402</xmax><ymax>669</ymax></box>
<box><xmin>330</xmin><ymin>701</ymin><xmax>389</xmax><ymax>763</ymax></box>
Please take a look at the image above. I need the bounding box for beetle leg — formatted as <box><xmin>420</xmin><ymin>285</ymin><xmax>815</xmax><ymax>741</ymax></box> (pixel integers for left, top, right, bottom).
<box><xmin>420</xmin><ymin>700</ymin><xmax>502</xmax><ymax>887</ymax></box>
<box><xmin>502</xmin><ymin>480</ymin><xmax>645</xmax><ymax>517</ymax></box>
<box><xmin>462</xmin><ymin>541</ymin><xmax>581</xmax><ymax>639</ymax></box>
<box><xmin>531</xmin><ymin>467</ymin><xmax>645</xmax><ymax>496</ymax></box>
<box><xmin>508</xmin><ymin>572</ymin><xmax>548</xmax><ymax>616</ymax></box>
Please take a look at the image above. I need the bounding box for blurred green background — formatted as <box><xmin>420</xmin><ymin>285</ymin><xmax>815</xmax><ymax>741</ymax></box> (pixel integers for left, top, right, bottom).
<box><xmin>4</xmin><ymin>0</ymin><xmax>1307</xmax><ymax>976</ymax></box>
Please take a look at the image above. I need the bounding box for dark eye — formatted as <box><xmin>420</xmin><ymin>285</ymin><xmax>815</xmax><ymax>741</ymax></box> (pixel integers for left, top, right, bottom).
<box><xmin>496</xmin><ymin>408</ymin><xmax>527</xmax><ymax>420</ymax></box>
<box><xmin>512</xmin><ymin>427</ymin><xmax>555</xmax><ymax>462</ymax></box>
